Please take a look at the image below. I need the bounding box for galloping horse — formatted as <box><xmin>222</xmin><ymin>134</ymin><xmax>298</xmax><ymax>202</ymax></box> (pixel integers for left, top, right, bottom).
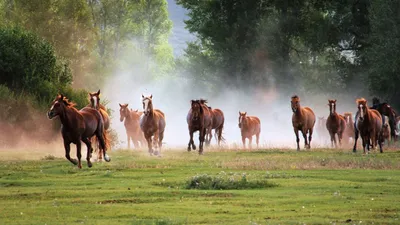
<box><xmin>88</xmin><ymin>89</ymin><xmax>111</xmax><ymax>161</ymax></box>
<box><xmin>326</xmin><ymin>99</ymin><xmax>346</xmax><ymax>148</ymax></box>
<box><xmin>353</xmin><ymin>98</ymin><xmax>383</xmax><ymax>153</ymax></box>
<box><xmin>119</xmin><ymin>104</ymin><xmax>146</xmax><ymax>149</ymax></box>
<box><xmin>343</xmin><ymin>112</ymin><xmax>355</xmax><ymax>144</ymax></box>
<box><xmin>140</xmin><ymin>94</ymin><xmax>166</xmax><ymax>156</ymax></box>
<box><xmin>238</xmin><ymin>111</ymin><xmax>261</xmax><ymax>150</ymax></box>
<box><xmin>371</xmin><ymin>97</ymin><xmax>398</xmax><ymax>141</ymax></box>
<box><xmin>200</xmin><ymin>100</ymin><xmax>225</xmax><ymax>146</ymax></box>
<box><xmin>291</xmin><ymin>95</ymin><xmax>316</xmax><ymax>150</ymax></box>
<box><xmin>187</xmin><ymin>99</ymin><xmax>212</xmax><ymax>154</ymax></box>
<box><xmin>47</xmin><ymin>94</ymin><xmax>110</xmax><ymax>168</ymax></box>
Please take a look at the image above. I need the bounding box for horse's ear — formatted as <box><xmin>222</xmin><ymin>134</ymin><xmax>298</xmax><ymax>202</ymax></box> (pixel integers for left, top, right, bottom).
<box><xmin>119</xmin><ymin>103</ymin><xmax>123</xmax><ymax>107</ymax></box>
<box><xmin>59</xmin><ymin>94</ymin><xmax>64</xmax><ymax>100</ymax></box>
<box><xmin>244</xmin><ymin>112</ymin><xmax>247</xmax><ymax>116</ymax></box>
<box><xmin>142</xmin><ymin>94</ymin><xmax>144</xmax><ymax>98</ymax></box>
<box><xmin>150</xmin><ymin>94</ymin><xmax>153</xmax><ymax>99</ymax></box>
<box><xmin>135</xmin><ymin>109</ymin><xmax>138</xmax><ymax>112</ymax></box>
<box><xmin>126</xmin><ymin>103</ymin><xmax>129</xmax><ymax>107</ymax></box>
<box><xmin>97</xmin><ymin>89</ymin><xmax>100</xmax><ymax>95</ymax></box>
<box><xmin>334</xmin><ymin>99</ymin><xmax>337</xmax><ymax>102</ymax></box>
<box><xmin>239</xmin><ymin>111</ymin><xmax>241</xmax><ymax>115</ymax></box>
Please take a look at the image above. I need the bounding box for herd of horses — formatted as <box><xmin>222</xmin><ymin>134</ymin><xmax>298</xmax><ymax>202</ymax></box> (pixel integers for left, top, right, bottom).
<box><xmin>47</xmin><ymin>90</ymin><xmax>400</xmax><ymax>169</ymax></box>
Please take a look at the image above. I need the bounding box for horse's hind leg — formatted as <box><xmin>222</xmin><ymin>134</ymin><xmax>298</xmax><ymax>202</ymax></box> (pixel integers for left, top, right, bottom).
<box><xmin>158</xmin><ymin>130</ymin><xmax>164</xmax><ymax>156</ymax></box>
<box><xmin>256</xmin><ymin>132</ymin><xmax>260</xmax><ymax>149</ymax></box>
<box><xmin>96</xmin><ymin>131</ymin><xmax>110</xmax><ymax>162</ymax></box>
<box><xmin>82</xmin><ymin>138</ymin><xmax>93</xmax><ymax>168</ymax></box>
<box><xmin>64</xmin><ymin>141</ymin><xmax>78</xmax><ymax>166</ymax></box>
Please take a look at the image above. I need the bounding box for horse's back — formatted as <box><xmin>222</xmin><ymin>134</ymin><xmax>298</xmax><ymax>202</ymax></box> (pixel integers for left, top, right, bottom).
<box><xmin>370</xmin><ymin>109</ymin><xmax>383</xmax><ymax>130</ymax></box>
<box><xmin>211</xmin><ymin>108</ymin><xmax>224</xmax><ymax>128</ymax></box>
<box><xmin>80</xmin><ymin>107</ymin><xmax>103</xmax><ymax>136</ymax></box>
<box><xmin>303</xmin><ymin>107</ymin><xmax>316</xmax><ymax>127</ymax></box>
<box><xmin>154</xmin><ymin>109</ymin><xmax>166</xmax><ymax>131</ymax></box>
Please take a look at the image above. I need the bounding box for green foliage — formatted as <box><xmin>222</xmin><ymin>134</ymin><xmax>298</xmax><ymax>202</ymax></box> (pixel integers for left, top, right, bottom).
<box><xmin>186</xmin><ymin>172</ymin><xmax>276</xmax><ymax>190</ymax></box>
<box><xmin>0</xmin><ymin>26</ymin><xmax>72</xmax><ymax>102</ymax></box>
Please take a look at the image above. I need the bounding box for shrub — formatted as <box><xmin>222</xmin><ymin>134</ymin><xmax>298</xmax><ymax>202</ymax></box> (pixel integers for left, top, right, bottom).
<box><xmin>185</xmin><ymin>172</ymin><xmax>277</xmax><ymax>190</ymax></box>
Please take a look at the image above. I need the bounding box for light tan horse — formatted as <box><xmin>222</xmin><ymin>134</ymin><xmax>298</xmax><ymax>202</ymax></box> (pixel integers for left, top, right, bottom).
<box><xmin>291</xmin><ymin>95</ymin><xmax>316</xmax><ymax>150</ymax></box>
<box><xmin>238</xmin><ymin>111</ymin><xmax>261</xmax><ymax>150</ymax></box>
<box><xmin>140</xmin><ymin>94</ymin><xmax>166</xmax><ymax>156</ymax></box>
<box><xmin>343</xmin><ymin>112</ymin><xmax>355</xmax><ymax>145</ymax></box>
<box><xmin>88</xmin><ymin>89</ymin><xmax>111</xmax><ymax>161</ymax></box>
<box><xmin>326</xmin><ymin>99</ymin><xmax>346</xmax><ymax>148</ymax></box>
<box><xmin>119</xmin><ymin>104</ymin><xmax>146</xmax><ymax>149</ymax></box>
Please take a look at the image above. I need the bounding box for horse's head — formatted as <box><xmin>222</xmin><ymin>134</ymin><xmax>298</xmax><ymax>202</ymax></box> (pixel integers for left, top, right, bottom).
<box><xmin>89</xmin><ymin>89</ymin><xmax>101</xmax><ymax>110</ymax></box>
<box><xmin>191</xmin><ymin>100</ymin><xmax>201</xmax><ymax>121</ymax></box>
<box><xmin>47</xmin><ymin>94</ymin><xmax>73</xmax><ymax>119</ymax></box>
<box><xmin>328</xmin><ymin>99</ymin><xmax>337</xmax><ymax>115</ymax></box>
<box><xmin>356</xmin><ymin>98</ymin><xmax>368</xmax><ymax>121</ymax></box>
<box><xmin>343</xmin><ymin>112</ymin><xmax>352</xmax><ymax>124</ymax></box>
<box><xmin>290</xmin><ymin>95</ymin><xmax>300</xmax><ymax>113</ymax></box>
<box><xmin>238</xmin><ymin>111</ymin><xmax>247</xmax><ymax>128</ymax></box>
<box><xmin>119</xmin><ymin>103</ymin><xmax>129</xmax><ymax>122</ymax></box>
<box><xmin>142</xmin><ymin>94</ymin><xmax>153</xmax><ymax>116</ymax></box>
<box><xmin>372</xmin><ymin>97</ymin><xmax>380</xmax><ymax>106</ymax></box>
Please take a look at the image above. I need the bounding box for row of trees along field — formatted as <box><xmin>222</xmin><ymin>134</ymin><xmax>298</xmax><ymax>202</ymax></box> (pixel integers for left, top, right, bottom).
<box><xmin>0</xmin><ymin>0</ymin><xmax>399</xmax><ymax>119</ymax></box>
<box><xmin>176</xmin><ymin>0</ymin><xmax>400</xmax><ymax>110</ymax></box>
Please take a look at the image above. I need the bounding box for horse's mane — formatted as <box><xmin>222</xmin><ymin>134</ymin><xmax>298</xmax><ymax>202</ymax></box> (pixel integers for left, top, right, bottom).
<box><xmin>356</xmin><ymin>98</ymin><xmax>367</xmax><ymax>105</ymax></box>
<box><xmin>343</xmin><ymin>112</ymin><xmax>352</xmax><ymax>116</ymax></box>
<box><xmin>291</xmin><ymin>95</ymin><xmax>300</xmax><ymax>101</ymax></box>
<box><xmin>60</xmin><ymin>96</ymin><xmax>77</xmax><ymax>108</ymax></box>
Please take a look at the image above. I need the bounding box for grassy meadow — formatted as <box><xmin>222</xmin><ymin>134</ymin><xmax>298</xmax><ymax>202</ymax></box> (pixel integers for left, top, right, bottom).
<box><xmin>0</xmin><ymin>147</ymin><xmax>399</xmax><ymax>225</ymax></box>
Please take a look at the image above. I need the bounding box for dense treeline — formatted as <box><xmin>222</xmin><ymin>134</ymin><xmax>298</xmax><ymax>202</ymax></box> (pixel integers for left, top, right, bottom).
<box><xmin>177</xmin><ymin>0</ymin><xmax>400</xmax><ymax>109</ymax></box>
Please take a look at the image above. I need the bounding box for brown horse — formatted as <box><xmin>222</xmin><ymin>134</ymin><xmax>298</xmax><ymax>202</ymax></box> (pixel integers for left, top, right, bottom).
<box><xmin>291</xmin><ymin>95</ymin><xmax>316</xmax><ymax>150</ymax></box>
<box><xmin>238</xmin><ymin>112</ymin><xmax>261</xmax><ymax>150</ymax></box>
<box><xmin>325</xmin><ymin>99</ymin><xmax>346</xmax><ymax>148</ymax></box>
<box><xmin>88</xmin><ymin>89</ymin><xmax>111</xmax><ymax>161</ymax></box>
<box><xmin>47</xmin><ymin>94</ymin><xmax>110</xmax><ymax>168</ymax></box>
<box><xmin>200</xmin><ymin>100</ymin><xmax>225</xmax><ymax>146</ymax></box>
<box><xmin>119</xmin><ymin>104</ymin><xmax>146</xmax><ymax>149</ymax></box>
<box><xmin>343</xmin><ymin>112</ymin><xmax>355</xmax><ymax>145</ymax></box>
<box><xmin>353</xmin><ymin>98</ymin><xmax>383</xmax><ymax>153</ymax></box>
<box><xmin>187</xmin><ymin>99</ymin><xmax>212</xmax><ymax>154</ymax></box>
<box><xmin>140</xmin><ymin>94</ymin><xmax>166</xmax><ymax>156</ymax></box>
<box><xmin>372</xmin><ymin>97</ymin><xmax>398</xmax><ymax>141</ymax></box>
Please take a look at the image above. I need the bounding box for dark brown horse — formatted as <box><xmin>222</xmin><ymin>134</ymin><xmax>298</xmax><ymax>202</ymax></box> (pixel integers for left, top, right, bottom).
<box><xmin>325</xmin><ymin>99</ymin><xmax>346</xmax><ymax>148</ymax></box>
<box><xmin>343</xmin><ymin>112</ymin><xmax>355</xmax><ymax>145</ymax></box>
<box><xmin>88</xmin><ymin>89</ymin><xmax>111</xmax><ymax>161</ymax></box>
<box><xmin>371</xmin><ymin>97</ymin><xmax>398</xmax><ymax>141</ymax></box>
<box><xmin>140</xmin><ymin>94</ymin><xmax>166</xmax><ymax>156</ymax></box>
<box><xmin>119</xmin><ymin>104</ymin><xmax>146</xmax><ymax>149</ymax></box>
<box><xmin>47</xmin><ymin>94</ymin><xmax>110</xmax><ymax>168</ymax></box>
<box><xmin>187</xmin><ymin>99</ymin><xmax>212</xmax><ymax>154</ymax></box>
<box><xmin>353</xmin><ymin>98</ymin><xmax>383</xmax><ymax>154</ymax></box>
<box><xmin>291</xmin><ymin>95</ymin><xmax>316</xmax><ymax>150</ymax></box>
<box><xmin>238</xmin><ymin>111</ymin><xmax>261</xmax><ymax>150</ymax></box>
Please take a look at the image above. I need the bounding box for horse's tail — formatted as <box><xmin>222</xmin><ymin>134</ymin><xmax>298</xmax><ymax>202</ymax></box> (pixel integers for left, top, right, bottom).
<box><xmin>216</xmin><ymin>124</ymin><xmax>226</xmax><ymax>144</ymax></box>
<box><xmin>102</xmin><ymin>129</ymin><xmax>111</xmax><ymax>152</ymax></box>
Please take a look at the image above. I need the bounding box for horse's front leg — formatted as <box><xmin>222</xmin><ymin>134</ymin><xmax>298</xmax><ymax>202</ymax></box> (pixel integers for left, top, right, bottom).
<box><xmin>353</xmin><ymin>128</ymin><xmax>359</xmax><ymax>153</ymax></box>
<box><xmin>76</xmin><ymin>140</ymin><xmax>82</xmax><ymax>169</ymax></box>
<box><xmin>82</xmin><ymin>138</ymin><xmax>93</xmax><ymax>168</ymax></box>
<box><xmin>127</xmin><ymin>133</ymin><xmax>131</xmax><ymax>149</ymax></box>
<box><xmin>199</xmin><ymin>128</ymin><xmax>206</xmax><ymax>155</ymax></box>
<box><xmin>153</xmin><ymin>129</ymin><xmax>160</xmax><ymax>155</ymax></box>
<box><xmin>248</xmin><ymin>136</ymin><xmax>253</xmax><ymax>150</ymax></box>
<box><xmin>64</xmin><ymin>140</ymin><xmax>77</xmax><ymax>166</ymax></box>
<box><xmin>302</xmin><ymin>129</ymin><xmax>309</xmax><ymax>149</ymax></box>
<box><xmin>188</xmin><ymin>128</ymin><xmax>194</xmax><ymax>151</ymax></box>
<box><xmin>145</xmin><ymin>133</ymin><xmax>153</xmax><ymax>155</ymax></box>
<box><xmin>294</xmin><ymin>128</ymin><xmax>300</xmax><ymax>151</ymax></box>
<box><xmin>308</xmin><ymin>128</ymin><xmax>314</xmax><ymax>149</ymax></box>
<box><xmin>242</xmin><ymin>135</ymin><xmax>246</xmax><ymax>150</ymax></box>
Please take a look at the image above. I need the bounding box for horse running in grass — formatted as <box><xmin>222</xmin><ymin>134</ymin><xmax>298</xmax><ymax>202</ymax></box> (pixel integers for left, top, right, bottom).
<box><xmin>291</xmin><ymin>95</ymin><xmax>316</xmax><ymax>150</ymax></box>
<box><xmin>238</xmin><ymin>111</ymin><xmax>261</xmax><ymax>150</ymax></box>
<box><xmin>343</xmin><ymin>112</ymin><xmax>355</xmax><ymax>145</ymax></box>
<box><xmin>353</xmin><ymin>98</ymin><xmax>383</xmax><ymax>154</ymax></box>
<box><xmin>140</xmin><ymin>94</ymin><xmax>166</xmax><ymax>156</ymax></box>
<box><xmin>119</xmin><ymin>103</ymin><xmax>146</xmax><ymax>149</ymax></box>
<box><xmin>371</xmin><ymin>97</ymin><xmax>398</xmax><ymax>141</ymax></box>
<box><xmin>325</xmin><ymin>99</ymin><xmax>346</xmax><ymax>148</ymax></box>
<box><xmin>88</xmin><ymin>89</ymin><xmax>111</xmax><ymax>161</ymax></box>
<box><xmin>47</xmin><ymin>94</ymin><xmax>110</xmax><ymax>168</ymax></box>
<box><xmin>200</xmin><ymin>100</ymin><xmax>225</xmax><ymax>146</ymax></box>
<box><xmin>187</xmin><ymin>99</ymin><xmax>212</xmax><ymax>154</ymax></box>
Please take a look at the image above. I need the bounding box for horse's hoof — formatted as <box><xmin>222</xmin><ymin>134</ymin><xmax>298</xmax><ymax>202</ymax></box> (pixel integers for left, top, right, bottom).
<box><xmin>104</xmin><ymin>154</ymin><xmax>111</xmax><ymax>162</ymax></box>
<box><xmin>193</xmin><ymin>146</ymin><xmax>196</xmax><ymax>150</ymax></box>
<box><xmin>71</xmin><ymin>159</ymin><xmax>78</xmax><ymax>165</ymax></box>
<box><xmin>187</xmin><ymin>147</ymin><xmax>191</xmax><ymax>152</ymax></box>
<box><xmin>153</xmin><ymin>150</ymin><xmax>159</xmax><ymax>156</ymax></box>
<box><xmin>87</xmin><ymin>162</ymin><xmax>93</xmax><ymax>168</ymax></box>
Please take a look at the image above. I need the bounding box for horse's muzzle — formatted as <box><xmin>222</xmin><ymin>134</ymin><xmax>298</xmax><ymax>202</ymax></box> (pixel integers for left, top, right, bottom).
<box><xmin>292</xmin><ymin>107</ymin><xmax>297</xmax><ymax>113</ymax></box>
<box><xmin>47</xmin><ymin>111</ymin><xmax>55</xmax><ymax>119</ymax></box>
<box><xmin>119</xmin><ymin>117</ymin><xmax>124</xmax><ymax>122</ymax></box>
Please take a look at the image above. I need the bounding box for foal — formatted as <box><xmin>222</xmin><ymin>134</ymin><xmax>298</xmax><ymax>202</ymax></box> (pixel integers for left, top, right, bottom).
<box><xmin>238</xmin><ymin>111</ymin><xmax>261</xmax><ymax>150</ymax></box>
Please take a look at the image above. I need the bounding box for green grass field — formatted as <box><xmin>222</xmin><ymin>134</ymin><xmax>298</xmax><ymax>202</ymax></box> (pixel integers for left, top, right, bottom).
<box><xmin>0</xmin><ymin>148</ymin><xmax>399</xmax><ymax>224</ymax></box>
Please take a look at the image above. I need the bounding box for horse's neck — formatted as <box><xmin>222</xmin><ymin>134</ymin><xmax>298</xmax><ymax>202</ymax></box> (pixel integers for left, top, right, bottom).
<box><xmin>59</xmin><ymin>107</ymin><xmax>76</xmax><ymax>127</ymax></box>
<box><xmin>294</xmin><ymin>106</ymin><xmax>304</xmax><ymax>118</ymax></box>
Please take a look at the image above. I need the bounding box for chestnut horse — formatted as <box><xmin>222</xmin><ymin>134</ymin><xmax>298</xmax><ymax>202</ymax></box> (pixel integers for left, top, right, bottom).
<box><xmin>291</xmin><ymin>95</ymin><xmax>316</xmax><ymax>150</ymax></box>
<box><xmin>200</xmin><ymin>100</ymin><xmax>225</xmax><ymax>146</ymax></box>
<box><xmin>88</xmin><ymin>89</ymin><xmax>111</xmax><ymax>161</ymax></box>
<box><xmin>343</xmin><ymin>112</ymin><xmax>355</xmax><ymax>145</ymax></box>
<box><xmin>187</xmin><ymin>99</ymin><xmax>212</xmax><ymax>154</ymax></box>
<box><xmin>140</xmin><ymin>94</ymin><xmax>166</xmax><ymax>156</ymax></box>
<box><xmin>47</xmin><ymin>94</ymin><xmax>110</xmax><ymax>168</ymax></box>
<box><xmin>238</xmin><ymin>112</ymin><xmax>261</xmax><ymax>150</ymax></box>
<box><xmin>353</xmin><ymin>98</ymin><xmax>383</xmax><ymax>153</ymax></box>
<box><xmin>325</xmin><ymin>99</ymin><xmax>346</xmax><ymax>148</ymax></box>
<box><xmin>119</xmin><ymin>104</ymin><xmax>146</xmax><ymax>149</ymax></box>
